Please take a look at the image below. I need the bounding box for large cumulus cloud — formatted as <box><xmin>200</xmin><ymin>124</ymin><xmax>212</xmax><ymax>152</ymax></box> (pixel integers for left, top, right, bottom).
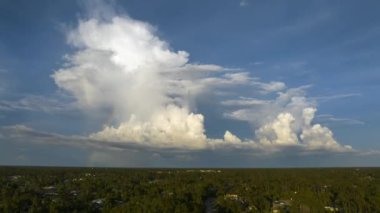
<box><xmin>52</xmin><ymin>15</ymin><xmax>215</xmax><ymax>148</ymax></box>
<box><xmin>51</xmin><ymin>4</ymin><xmax>351</xmax><ymax>153</ymax></box>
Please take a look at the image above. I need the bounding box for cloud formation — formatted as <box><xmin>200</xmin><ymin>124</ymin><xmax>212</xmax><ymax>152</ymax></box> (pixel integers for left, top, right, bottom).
<box><xmin>52</xmin><ymin>14</ymin><xmax>226</xmax><ymax>148</ymax></box>
<box><xmin>51</xmin><ymin>4</ymin><xmax>352</xmax><ymax>154</ymax></box>
<box><xmin>225</xmin><ymin>86</ymin><xmax>351</xmax><ymax>151</ymax></box>
<box><xmin>90</xmin><ymin>105</ymin><xmax>207</xmax><ymax>149</ymax></box>
<box><xmin>0</xmin><ymin>124</ymin><xmax>367</xmax><ymax>167</ymax></box>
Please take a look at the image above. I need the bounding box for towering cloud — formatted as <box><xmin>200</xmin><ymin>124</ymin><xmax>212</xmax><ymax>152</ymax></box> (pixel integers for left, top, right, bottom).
<box><xmin>52</xmin><ymin>5</ymin><xmax>351</xmax><ymax>153</ymax></box>
<box><xmin>225</xmin><ymin>87</ymin><xmax>351</xmax><ymax>151</ymax></box>
<box><xmin>52</xmin><ymin>14</ymin><xmax>223</xmax><ymax>148</ymax></box>
<box><xmin>256</xmin><ymin>113</ymin><xmax>299</xmax><ymax>145</ymax></box>
<box><xmin>53</xmin><ymin>16</ymin><xmax>186</xmax><ymax>120</ymax></box>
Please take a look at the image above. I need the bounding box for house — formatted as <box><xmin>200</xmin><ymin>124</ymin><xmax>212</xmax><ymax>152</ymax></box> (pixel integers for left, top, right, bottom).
<box><xmin>224</xmin><ymin>194</ymin><xmax>239</xmax><ymax>200</ymax></box>
<box><xmin>272</xmin><ymin>200</ymin><xmax>291</xmax><ymax>213</ymax></box>
<box><xmin>324</xmin><ymin>206</ymin><xmax>339</xmax><ymax>212</ymax></box>
<box><xmin>91</xmin><ymin>198</ymin><xmax>105</xmax><ymax>210</ymax></box>
<box><xmin>9</xmin><ymin>175</ymin><xmax>21</xmax><ymax>181</ymax></box>
<box><xmin>92</xmin><ymin>198</ymin><xmax>104</xmax><ymax>205</ymax></box>
<box><xmin>42</xmin><ymin>186</ymin><xmax>58</xmax><ymax>197</ymax></box>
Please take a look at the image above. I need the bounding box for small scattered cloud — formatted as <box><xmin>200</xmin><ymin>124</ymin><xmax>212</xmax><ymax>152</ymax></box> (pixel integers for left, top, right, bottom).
<box><xmin>221</xmin><ymin>97</ymin><xmax>269</xmax><ymax>107</ymax></box>
<box><xmin>250</xmin><ymin>61</ymin><xmax>264</xmax><ymax>66</ymax></box>
<box><xmin>251</xmin><ymin>80</ymin><xmax>286</xmax><ymax>94</ymax></box>
<box><xmin>357</xmin><ymin>150</ymin><xmax>380</xmax><ymax>156</ymax></box>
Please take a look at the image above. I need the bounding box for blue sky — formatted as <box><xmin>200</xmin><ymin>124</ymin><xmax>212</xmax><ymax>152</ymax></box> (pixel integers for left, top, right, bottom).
<box><xmin>0</xmin><ymin>0</ymin><xmax>380</xmax><ymax>167</ymax></box>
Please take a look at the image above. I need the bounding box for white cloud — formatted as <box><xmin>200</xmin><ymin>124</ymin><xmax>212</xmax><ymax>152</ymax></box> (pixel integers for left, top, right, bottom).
<box><xmin>225</xmin><ymin>86</ymin><xmax>351</xmax><ymax>151</ymax></box>
<box><xmin>224</xmin><ymin>86</ymin><xmax>314</xmax><ymax>127</ymax></box>
<box><xmin>251</xmin><ymin>81</ymin><xmax>286</xmax><ymax>94</ymax></box>
<box><xmin>221</xmin><ymin>97</ymin><xmax>269</xmax><ymax>107</ymax></box>
<box><xmin>301</xmin><ymin>124</ymin><xmax>339</xmax><ymax>149</ymax></box>
<box><xmin>223</xmin><ymin>130</ymin><xmax>242</xmax><ymax>144</ymax></box>
<box><xmin>0</xmin><ymin>124</ymin><xmax>362</xmax><ymax>167</ymax></box>
<box><xmin>251</xmin><ymin>107</ymin><xmax>351</xmax><ymax>151</ymax></box>
<box><xmin>49</xmin><ymin>4</ymin><xmax>352</xmax><ymax>155</ymax></box>
<box><xmin>256</xmin><ymin>113</ymin><xmax>299</xmax><ymax>145</ymax></box>
<box><xmin>90</xmin><ymin>105</ymin><xmax>207</xmax><ymax>149</ymax></box>
<box><xmin>52</xmin><ymin>14</ymin><xmax>250</xmax><ymax>147</ymax></box>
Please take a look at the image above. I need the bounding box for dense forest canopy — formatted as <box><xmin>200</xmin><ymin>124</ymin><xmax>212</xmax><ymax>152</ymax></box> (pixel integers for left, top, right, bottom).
<box><xmin>0</xmin><ymin>167</ymin><xmax>379</xmax><ymax>212</ymax></box>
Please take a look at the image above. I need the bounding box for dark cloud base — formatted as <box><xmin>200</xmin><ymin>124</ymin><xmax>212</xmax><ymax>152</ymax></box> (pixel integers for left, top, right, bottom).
<box><xmin>1</xmin><ymin>125</ymin><xmax>379</xmax><ymax>168</ymax></box>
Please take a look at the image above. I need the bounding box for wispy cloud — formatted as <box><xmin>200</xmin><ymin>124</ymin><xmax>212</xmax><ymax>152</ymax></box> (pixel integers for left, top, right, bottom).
<box><xmin>313</xmin><ymin>93</ymin><xmax>361</xmax><ymax>102</ymax></box>
<box><xmin>251</xmin><ymin>80</ymin><xmax>286</xmax><ymax>94</ymax></box>
<box><xmin>0</xmin><ymin>68</ymin><xmax>8</xmax><ymax>94</ymax></box>
<box><xmin>0</xmin><ymin>95</ymin><xmax>74</xmax><ymax>113</ymax></box>
<box><xmin>221</xmin><ymin>97</ymin><xmax>269</xmax><ymax>107</ymax></box>
<box><xmin>239</xmin><ymin>0</ymin><xmax>249</xmax><ymax>7</ymax></box>
<box><xmin>316</xmin><ymin>114</ymin><xmax>365</xmax><ymax>126</ymax></box>
<box><xmin>250</xmin><ymin>61</ymin><xmax>264</xmax><ymax>66</ymax></box>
